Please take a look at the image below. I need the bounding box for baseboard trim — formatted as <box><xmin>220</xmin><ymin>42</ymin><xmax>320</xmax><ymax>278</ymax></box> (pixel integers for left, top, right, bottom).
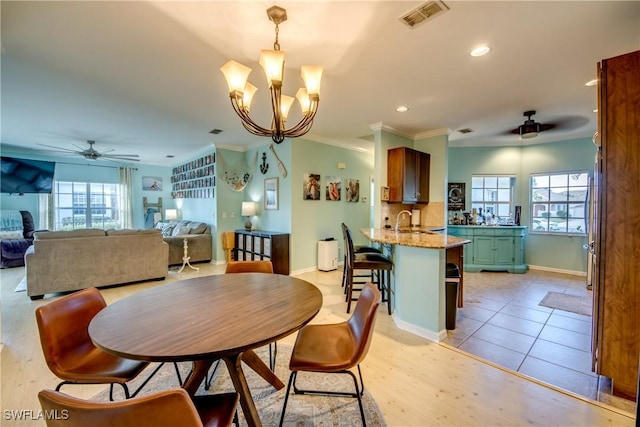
<box><xmin>528</xmin><ymin>264</ymin><xmax>586</xmax><ymax>277</ymax></box>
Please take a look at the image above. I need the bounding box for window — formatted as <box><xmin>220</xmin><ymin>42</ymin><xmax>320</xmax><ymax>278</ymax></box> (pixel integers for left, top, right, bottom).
<box><xmin>530</xmin><ymin>172</ymin><xmax>588</xmax><ymax>234</ymax></box>
<box><xmin>54</xmin><ymin>181</ymin><xmax>121</xmax><ymax>230</ymax></box>
<box><xmin>471</xmin><ymin>176</ymin><xmax>515</xmax><ymax>219</ymax></box>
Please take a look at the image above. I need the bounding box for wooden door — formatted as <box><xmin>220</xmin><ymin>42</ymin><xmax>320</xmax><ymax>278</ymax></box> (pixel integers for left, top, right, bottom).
<box><xmin>595</xmin><ymin>49</ymin><xmax>640</xmax><ymax>400</ymax></box>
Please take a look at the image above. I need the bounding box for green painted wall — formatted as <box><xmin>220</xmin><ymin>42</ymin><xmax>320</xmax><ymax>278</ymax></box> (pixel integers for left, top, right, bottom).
<box><xmin>291</xmin><ymin>138</ymin><xmax>374</xmax><ymax>271</ymax></box>
<box><xmin>448</xmin><ymin>138</ymin><xmax>595</xmax><ymax>274</ymax></box>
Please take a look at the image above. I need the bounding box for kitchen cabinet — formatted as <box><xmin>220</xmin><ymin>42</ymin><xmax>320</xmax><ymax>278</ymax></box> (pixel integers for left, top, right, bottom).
<box><xmin>447</xmin><ymin>226</ymin><xmax>527</xmax><ymax>273</ymax></box>
<box><xmin>593</xmin><ymin>50</ymin><xmax>640</xmax><ymax>401</ymax></box>
<box><xmin>387</xmin><ymin>147</ymin><xmax>430</xmax><ymax>204</ymax></box>
<box><xmin>234</xmin><ymin>230</ymin><xmax>290</xmax><ymax>275</ymax></box>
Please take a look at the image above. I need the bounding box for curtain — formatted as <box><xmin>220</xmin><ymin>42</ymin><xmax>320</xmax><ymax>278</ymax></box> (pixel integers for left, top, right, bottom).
<box><xmin>38</xmin><ymin>193</ymin><xmax>54</xmax><ymax>230</ymax></box>
<box><xmin>118</xmin><ymin>167</ymin><xmax>134</xmax><ymax>229</ymax></box>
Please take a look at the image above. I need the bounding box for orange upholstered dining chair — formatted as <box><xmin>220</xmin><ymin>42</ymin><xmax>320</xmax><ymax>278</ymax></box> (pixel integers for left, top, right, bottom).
<box><xmin>38</xmin><ymin>388</ymin><xmax>239</xmax><ymax>427</ymax></box>
<box><xmin>279</xmin><ymin>281</ymin><xmax>381</xmax><ymax>427</ymax></box>
<box><xmin>224</xmin><ymin>260</ymin><xmax>274</xmax><ymax>274</ymax></box>
<box><xmin>35</xmin><ymin>287</ymin><xmax>179</xmax><ymax>400</ymax></box>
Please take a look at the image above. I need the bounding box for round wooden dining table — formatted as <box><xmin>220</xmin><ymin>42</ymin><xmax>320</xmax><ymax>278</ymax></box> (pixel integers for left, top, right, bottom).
<box><xmin>89</xmin><ymin>273</ymin><xmax>323</xmax><ymax>427</ymax></box>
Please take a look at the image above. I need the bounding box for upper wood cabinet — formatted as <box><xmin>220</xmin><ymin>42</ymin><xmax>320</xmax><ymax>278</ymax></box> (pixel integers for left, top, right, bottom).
<box><xmin>593</xmin><ymin>49</ymin><xmax>640</xmax><ymax>401</ymax></box>
<box><xmin>387</xmin><ymin>147</ymin><xmax>430</xmax><ymax>204</ymax></box>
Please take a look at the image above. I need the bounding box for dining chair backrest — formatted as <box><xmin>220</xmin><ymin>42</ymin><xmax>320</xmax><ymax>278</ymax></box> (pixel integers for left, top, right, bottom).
<box><xmin>225</xmin><ymin>260</ymin><xmax>274</xmax><ymax>274</ymax></box>
<box><xmin>35</xmin><ymin>288</ymin><xmax>107</xmax><ymax>376</ymax></box>
<box><xmin>221</xmin><ymin>231</ymin><xmax>235</xmax><ymax>262</ymax></box>
<box><xmin>343</xmin><ymin>225</ymin><xmax>356</xmax><ymax>270</ymax></box>
<box><xmin>38</xmin><ymin>388</ymin><xmax>205</xmax><ymax>427</ymax></box>
<box><xmin>347</xmin><ymin>282</ymin><xmax>381</xmax><ymax>367</ymax></box>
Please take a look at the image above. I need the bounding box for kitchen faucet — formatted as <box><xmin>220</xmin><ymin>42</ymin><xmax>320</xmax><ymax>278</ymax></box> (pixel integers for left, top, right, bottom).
<box><xmin>395</xmin><ymin>210</ymin><xmax>412</xmax><ymax>231</ymax></box>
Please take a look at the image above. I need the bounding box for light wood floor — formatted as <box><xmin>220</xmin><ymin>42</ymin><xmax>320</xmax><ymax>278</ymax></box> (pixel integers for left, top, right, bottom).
<box><xmin>1</xmin><ymin>264</ymin><xmax>636</xmax><ymax>426</ymax></box>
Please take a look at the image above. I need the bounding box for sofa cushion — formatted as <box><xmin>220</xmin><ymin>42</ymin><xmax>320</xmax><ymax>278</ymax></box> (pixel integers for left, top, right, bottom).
<box><xmin>187</xmin><ymin>222</ymin><xmax>207</xmax><ymax>235</ymax></box>
<box><xmin>1</xmin><ymin>239</ymin><xmax>32</xmax><ymax>259</ymax></box>
<box><xmin>170</xmin><ymin>220</ymin><xmax>189</xmax><ymax>237</ymax></box>
<box><xmin>106</xmin><ymin>229</ymin><xmax>161</xmax><ymax>236</ymax></box>
<box><xmin>35</xmin><ymin>229</ymin><xmax>106</xmax><ymax>240</ymax></box>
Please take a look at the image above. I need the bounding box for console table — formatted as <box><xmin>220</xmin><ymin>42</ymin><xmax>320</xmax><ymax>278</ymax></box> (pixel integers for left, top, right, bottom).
<box><xmin>234</xmin><ymin>230</ymin><xmax>290</xmax><ymax>275</ymax></box>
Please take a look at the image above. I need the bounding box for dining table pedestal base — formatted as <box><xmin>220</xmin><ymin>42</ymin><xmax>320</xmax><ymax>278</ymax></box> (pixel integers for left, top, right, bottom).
<box><xmin>182</xmin><ymin>349</ymin><xmax>284</xmax><ymax>427</ymax></box>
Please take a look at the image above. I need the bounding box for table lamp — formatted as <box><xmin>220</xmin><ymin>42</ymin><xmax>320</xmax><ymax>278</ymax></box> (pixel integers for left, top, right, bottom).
<box><xmin>165</xmin><ymin>209</ymin><xmax>178</xmax><ymax>222</ymax></box>
<box><xmin>241</xmin><ymin>202</ymin><xmax>257</xmax><ymax>231</ymax></box>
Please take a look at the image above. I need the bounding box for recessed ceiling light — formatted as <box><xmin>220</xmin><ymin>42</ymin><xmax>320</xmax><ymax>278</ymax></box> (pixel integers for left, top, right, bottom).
<box><xmin>585</xmin><ymin>79</ymin><xmax>598</xmax><ymax>87</ymax></box>
<box><xmin>470</xmin><ymin>45</ymin><xmax>491</xmax><ymax>57</ymax></box>
<box><xmin>396</xmin><ymin>106</ymin><xmax>409</xmax><ymax>113</ymax></box>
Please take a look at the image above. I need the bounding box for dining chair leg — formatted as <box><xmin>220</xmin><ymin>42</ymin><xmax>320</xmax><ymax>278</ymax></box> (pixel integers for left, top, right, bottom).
<box><xmin>278</xmin><ymin>371</ymin><xmax>296</xmax><ymax>427</ymax></box>
<box><xmin>289</xmin><ymin>367</ymin><xmax>367</xmax><ymax>427</ymax></box>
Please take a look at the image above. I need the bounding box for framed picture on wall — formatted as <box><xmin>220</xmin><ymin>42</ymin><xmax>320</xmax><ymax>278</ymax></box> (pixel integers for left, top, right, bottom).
<box><xmin>303</xmin><ymin>173</ymin><xmax>320</xmax><ymax>200</ymax></box>
<box><xmin>264</xmin><ymin>177</ymin><xmax>279</xmax><ymax>210</ymax></box>
<box><xmin>448</xmin><ymin>182</ymin><xmax>465</xmax><ymax>211</ymax></box>
<box><xmin>325</xmin><ymin>176</ymin><xmax>341</xmax><ymax>201</ymax></box>
<box><xmin>346</xmin><ymin>179</ymin><xmax>360</xmax><ymax>202</ymax></box>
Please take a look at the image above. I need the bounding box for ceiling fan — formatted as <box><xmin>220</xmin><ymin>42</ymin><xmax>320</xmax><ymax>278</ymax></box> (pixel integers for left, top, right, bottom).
<box><xmin>38</xmin><ymin>140</ymin><xmax>140</xmax><ymax>162</ymax></box>
<box><xmin>510</xmin><ymin>110</ymin><xmax>555</xmax><ymax>140</ymax></box>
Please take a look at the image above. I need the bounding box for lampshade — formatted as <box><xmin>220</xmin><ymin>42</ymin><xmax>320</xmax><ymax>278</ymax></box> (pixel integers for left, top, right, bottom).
<box><xmin>242</xmin><ymin>202</ymin><xmax>257</xmax><ymax>217</ymax></box>
<box><xmin>165</xmin><ymin>209</ymin><xmax>178</xmax><ymax>220</ymax></box>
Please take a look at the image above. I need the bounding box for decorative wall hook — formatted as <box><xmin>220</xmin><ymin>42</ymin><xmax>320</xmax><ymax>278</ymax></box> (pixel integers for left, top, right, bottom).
<box><xmin>260</xmin><ymin>152</ymin><xmax>269</xmax><ymax>174</ymax></box>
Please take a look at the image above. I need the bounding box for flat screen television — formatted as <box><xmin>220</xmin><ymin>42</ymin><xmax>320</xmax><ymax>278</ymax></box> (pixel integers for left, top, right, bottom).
<box><xmin>1</xmin><ymin>156</ymin><xmax>56</xmax><ymax>194</ymax></box>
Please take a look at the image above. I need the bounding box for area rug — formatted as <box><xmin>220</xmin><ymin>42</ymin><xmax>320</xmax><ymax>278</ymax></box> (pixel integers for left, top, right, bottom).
<box><xmin>93</xmin><ymin>344</ymin><xmax>386</xmax><ymax>426</ymax></box>
<box><xmin>539</xmin><ymin>291</ymin><xmax>592</xmax><ymax>316</ymax></box>
<box><xmin>14</xmin><ymin>276</ymin><xmax>26</xmax><ymax>292</ymax></box>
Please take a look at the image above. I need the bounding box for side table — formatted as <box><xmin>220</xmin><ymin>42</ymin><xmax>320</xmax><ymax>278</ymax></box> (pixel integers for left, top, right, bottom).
<box><xmin>178</xmin><ymin>236</ymin><xmax>199</xmax><ymax>274</ymax></box>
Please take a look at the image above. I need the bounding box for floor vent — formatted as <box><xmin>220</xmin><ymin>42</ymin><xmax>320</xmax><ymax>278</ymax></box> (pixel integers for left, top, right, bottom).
<box><xmin>400</xmin><ymin>1</ymin><xmax>449</xmax><ymax>29</ymax></box>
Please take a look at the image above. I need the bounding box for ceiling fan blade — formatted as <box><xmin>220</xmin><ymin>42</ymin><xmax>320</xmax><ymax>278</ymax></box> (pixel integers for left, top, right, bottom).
<box><xmin>101</xmin><ymin>155</ymin><xmax>141</xmax><ymax>161</ymax></box>
<box><xmin>37</xmin><ymin>143</ymin><xmax>81</xmax><ymax>153</ymax></box>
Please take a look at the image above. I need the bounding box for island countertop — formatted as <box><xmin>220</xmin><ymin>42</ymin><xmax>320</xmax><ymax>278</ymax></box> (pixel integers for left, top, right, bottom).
<box><xmin>360</xmin><ymin>228</ymin><xmax>470</xmax><ymax>249</ymax></box>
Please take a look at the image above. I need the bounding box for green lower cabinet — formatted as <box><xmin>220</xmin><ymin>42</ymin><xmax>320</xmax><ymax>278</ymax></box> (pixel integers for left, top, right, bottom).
<box><xmin>447</xmin><ymin>225</ymin><xmax>528</xmax><ymax>273</ymax></box>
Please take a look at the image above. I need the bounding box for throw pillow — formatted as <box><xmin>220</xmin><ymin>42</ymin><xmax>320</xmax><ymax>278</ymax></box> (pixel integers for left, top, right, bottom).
<box><xmin>161</xmin><ymin>224</ymin><xmax>175</xmax><ymax>237</ymax></box>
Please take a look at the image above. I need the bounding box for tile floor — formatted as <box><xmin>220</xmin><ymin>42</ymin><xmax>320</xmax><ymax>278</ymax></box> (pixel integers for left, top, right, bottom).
<box><xmin>441</xmin><ymin>269</ymin><xmax>636</xmax><ymax>412</ymax></box>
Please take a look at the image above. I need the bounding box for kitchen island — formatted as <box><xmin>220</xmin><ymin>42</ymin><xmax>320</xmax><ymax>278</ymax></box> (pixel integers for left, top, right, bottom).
<box><xmin>360</xmin><ymin>227</ymin><xmax>469</xmax><ymax>342</ymax></box>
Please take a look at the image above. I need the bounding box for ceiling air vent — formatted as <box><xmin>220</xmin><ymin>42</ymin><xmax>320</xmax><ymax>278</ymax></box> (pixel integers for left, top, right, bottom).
<box><xmin>458</xmin><ymin>128</ymin><xmax>474</xmax><ymax>134</ymax></box>
<box><xmin>400</xmin><ymin>1</ymin><xmax>449</xmax><ymax>28</ymax></box>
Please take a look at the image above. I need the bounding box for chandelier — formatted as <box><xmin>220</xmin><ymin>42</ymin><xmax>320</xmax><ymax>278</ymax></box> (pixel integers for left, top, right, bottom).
<box><xmin>220</xmin><ymin>5</ymin><xmax>323</xmax><ymax>144</ymax></box>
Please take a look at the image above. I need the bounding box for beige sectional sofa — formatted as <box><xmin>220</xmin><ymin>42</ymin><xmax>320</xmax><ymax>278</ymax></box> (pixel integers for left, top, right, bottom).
<box><xmin>158</xmin><ymin>220</ymin><xmax>212</xmax><ymax>266</ymax></box>
<box><xmin>25</xmin><ymin>228</ymin><xmax>168</xmax><ymax>300</ymax></box>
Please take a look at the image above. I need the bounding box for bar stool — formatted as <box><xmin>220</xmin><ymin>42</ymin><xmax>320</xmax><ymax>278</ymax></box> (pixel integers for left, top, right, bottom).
<box><xmin>340</xmin><ymin>223</ymin><xmax>382</xmax><ymax>292</ymax></box>
<box><xmin>343</xmin><ymin>225</ymin><xmax>393</xmax><ymax>315</ymax></box>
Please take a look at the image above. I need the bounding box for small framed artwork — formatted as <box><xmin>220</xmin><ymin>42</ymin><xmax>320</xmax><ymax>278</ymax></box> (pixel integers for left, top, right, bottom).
<box><xmin>264</xmin><ymin>177</ymin><xmax>279</xmax><ymax>210</ymax></box>
<box><xmin>346</xmin><ymin>179</ymin><xmax>360</xmax><ymax>202</ymax></box>
<box><xmin>142</xmin><ymin>176</ymin><xmax>163</xmax><ymax>191</ymax></box>
<box><xmin>448</xmin><ymin>182</ymin><xmax>465</xmax><ymax>210</ymax></box>
<box><xmin>325</xmin><ymin>176</ymin><xmax>341</xmax><ymax>201</ymax></box>
<box><xmin>303</xmin><ymin>173</ymin><xmax>320</xmax><ymax>200</ymax></box>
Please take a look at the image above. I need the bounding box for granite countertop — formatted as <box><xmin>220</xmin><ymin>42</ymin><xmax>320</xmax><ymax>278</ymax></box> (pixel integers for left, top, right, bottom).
<box><xmin>360</xmin><ymin>227</ymin><xmax>470</xmax><ymax>249</ymax></box>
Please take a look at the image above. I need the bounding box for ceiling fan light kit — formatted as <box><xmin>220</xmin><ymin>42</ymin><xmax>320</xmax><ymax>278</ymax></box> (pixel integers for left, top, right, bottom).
<box><xmin>220</xmin><ymin>5</ymin><xmax>323</xmax><ymax>144</ymax></box>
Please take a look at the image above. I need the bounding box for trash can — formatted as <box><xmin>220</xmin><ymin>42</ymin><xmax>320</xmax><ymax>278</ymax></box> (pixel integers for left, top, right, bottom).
<box><xmin>445</xmin><ymin>263</ymin><xmax>460</xmax><ymax>330</ymax></box>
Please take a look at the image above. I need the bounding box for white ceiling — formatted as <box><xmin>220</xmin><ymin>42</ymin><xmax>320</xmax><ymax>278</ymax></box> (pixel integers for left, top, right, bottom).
<box><xmin>1</xmin><ymin>1</ymin><xmax>639</xmax><ymax>166</ymax></box>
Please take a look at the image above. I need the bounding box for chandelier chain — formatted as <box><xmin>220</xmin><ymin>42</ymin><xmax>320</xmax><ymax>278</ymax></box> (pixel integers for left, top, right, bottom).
<box><xmin>274</xmin><ymin>24</ymin><xmax>280</xmax><ymax>51</ymax></box>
